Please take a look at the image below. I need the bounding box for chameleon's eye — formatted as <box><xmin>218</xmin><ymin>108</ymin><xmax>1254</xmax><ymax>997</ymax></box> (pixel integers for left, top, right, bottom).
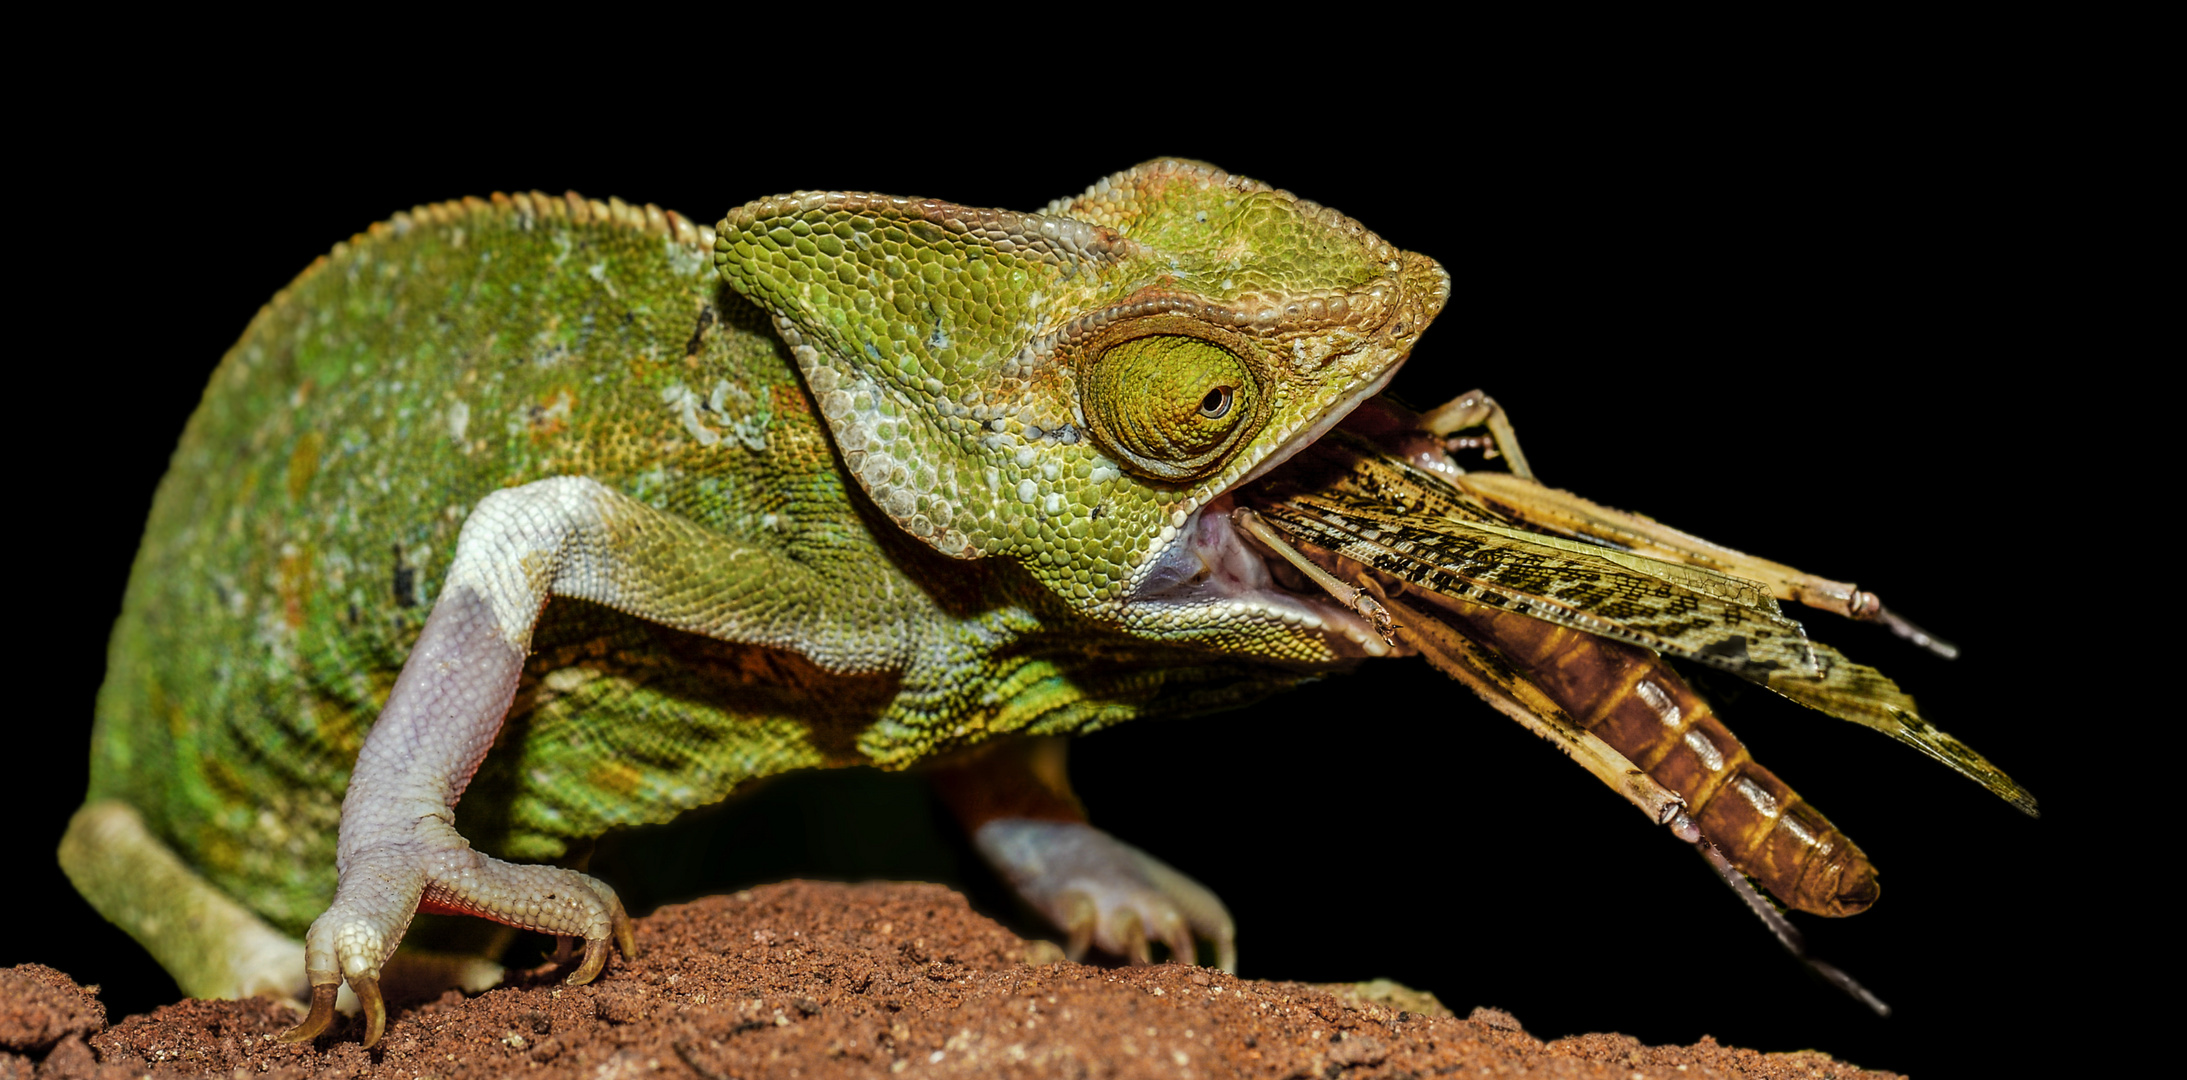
<box><xmin>1081</xmin><ymin>326</ymin><xmax>1266</xmax><ymax>483</ymax></box>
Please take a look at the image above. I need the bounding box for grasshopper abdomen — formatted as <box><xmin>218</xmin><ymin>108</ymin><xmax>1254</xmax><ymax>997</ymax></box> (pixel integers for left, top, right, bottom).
<box><xmin>1416</xmin><ymin>594</ymin><xmax>1879</xmax><ymax>918</ymax></box>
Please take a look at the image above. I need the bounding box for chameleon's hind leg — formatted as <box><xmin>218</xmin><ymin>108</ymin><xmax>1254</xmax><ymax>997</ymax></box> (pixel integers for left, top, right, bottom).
<box><xmin>930</xmin><ymin>737</ymin><xmax>1236</xmax><ymax>972</ymax></box>
<box><xmin>61</xmin><ymin>801</ymin><xmax>312</xmax><ymax>1002</ymax></box>
<box><xmin>60</xmin><ymin>802</ymin><xmax>506</xmax><ymax>1010</ymax></box>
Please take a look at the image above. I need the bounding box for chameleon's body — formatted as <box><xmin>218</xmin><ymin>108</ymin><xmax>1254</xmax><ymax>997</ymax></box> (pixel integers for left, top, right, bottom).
<box><xmin>69</xmin><ymin>164</ymin><xmax>1433</xmax><ymax>1030</ymax></box>
<box><xmin>88</xmin><ymin>191</ymin><xmax>1295</xmax><ymax>935</ymax></box>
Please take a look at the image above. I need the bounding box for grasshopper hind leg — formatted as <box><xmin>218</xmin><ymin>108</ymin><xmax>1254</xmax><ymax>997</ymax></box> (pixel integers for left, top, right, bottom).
<box><xmin>1417</xmin><ymin>389</ymin><xmax>1536</xmax><ymax>479</ymax></box>
<box><xmin>1402</xmin><ymin>388</ymin><xmax>1960</xmax><ymax>659</ymax></box>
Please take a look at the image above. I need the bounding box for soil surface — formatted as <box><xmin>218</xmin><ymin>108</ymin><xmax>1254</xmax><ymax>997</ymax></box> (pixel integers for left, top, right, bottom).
<box><xmin>4</xmin><ymin>881</ymin><xmax>1898</xmax><ymax>1079</ymax></box>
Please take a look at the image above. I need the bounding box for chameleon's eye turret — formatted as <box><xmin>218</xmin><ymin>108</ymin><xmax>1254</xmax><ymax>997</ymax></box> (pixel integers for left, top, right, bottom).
<box><xmin>1079</xmin><ymin>318</ymin><xmax>1269</xmax><ymax>485</ymax></box>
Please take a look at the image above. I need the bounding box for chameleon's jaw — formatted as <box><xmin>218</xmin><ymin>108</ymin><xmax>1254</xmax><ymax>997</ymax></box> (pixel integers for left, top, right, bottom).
<box><xmin>1230</xmin><ymin>359</ymin><xmax>1409</xmax><ymax>494</ymax></box>
<box><xmin>1128</xmin><ymin>489</ymin><xmax>1393</xmax><ymax>659</ymax></box>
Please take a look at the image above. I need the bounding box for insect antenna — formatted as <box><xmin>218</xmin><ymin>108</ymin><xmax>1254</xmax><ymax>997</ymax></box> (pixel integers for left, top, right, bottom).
<box><xmin>1854</xmin><ymin>596</ymin><xmax>1960</xmax><ymax>660</ymax></box>
<box><xmin>1673</xmin><ymin>812</ymin><xmax>1892</xmax><ymax>1016</ymax></box>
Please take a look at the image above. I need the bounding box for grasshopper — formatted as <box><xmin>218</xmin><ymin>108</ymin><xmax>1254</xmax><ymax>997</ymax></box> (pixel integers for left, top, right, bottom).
<box><xmin>1235</xmin><ymin>391</ymin><xmax>2036</xmax><ymax>1013</ymax></box>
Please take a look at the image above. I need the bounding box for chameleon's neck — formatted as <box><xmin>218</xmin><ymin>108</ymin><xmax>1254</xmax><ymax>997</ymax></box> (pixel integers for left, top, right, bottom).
<box><xmin>856</xmin><ymin>561</ymin><xmax>1330</xmax><ymax>768</ymax></box>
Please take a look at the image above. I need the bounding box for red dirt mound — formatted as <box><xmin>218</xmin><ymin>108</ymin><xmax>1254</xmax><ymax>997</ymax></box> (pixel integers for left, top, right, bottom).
<box><xmin>3</xmin><ymin>880</ymin><xmax>1896</xmax><ymax>1078</ymax></box>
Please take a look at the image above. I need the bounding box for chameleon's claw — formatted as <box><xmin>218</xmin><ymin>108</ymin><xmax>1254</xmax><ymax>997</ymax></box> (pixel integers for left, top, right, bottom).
<box><xmin>565</xmin><ymin>880</ymin><xmax>634</xmax><ymax>984</ymax></box>
<box><xmin>277</xmin><ymin>982</ymin><xmax>339</xmax><ymax>1043</ymax></box>
<box><xmin>570</xmin><ymin>934</ymin><xmax>611</xmax><ymax>985</ymax></box>
<box><xmin>612</xmin><ymin>891</ymin><xmax>637</xmax><ymax>960</ymax></box>
<box><xmin>1117</xmin><ymin>911</ymin><xmax>1151</xmax><ymax>965</ymax></box>
<box><xmin>1163</xmin><ymin>923</ymin><xmax>1197</xmax><ymax>971</ymax></box>
<box><xmin>355</xmin><ymin>974</ymin><xmax>387</xmax><ymax>1049</ymax></box>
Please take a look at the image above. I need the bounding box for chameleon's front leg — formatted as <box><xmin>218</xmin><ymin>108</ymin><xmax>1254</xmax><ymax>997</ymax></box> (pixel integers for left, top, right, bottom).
<box><xmin>282</xmin><ymin>477</ymin><xmax>648</xmax><ymax>1046</ymax></box>
<box><xmin>930</xmin><ymin>738</ymin><xmax>1237</xmax><ymax>972</ymax></box>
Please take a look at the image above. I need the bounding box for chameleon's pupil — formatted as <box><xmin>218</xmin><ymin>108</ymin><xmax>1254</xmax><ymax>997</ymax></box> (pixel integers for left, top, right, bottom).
<box><xmin>1200</xmin><ymin>387</ymin><xmax>1232</xmax><ymax>418</ymax></box>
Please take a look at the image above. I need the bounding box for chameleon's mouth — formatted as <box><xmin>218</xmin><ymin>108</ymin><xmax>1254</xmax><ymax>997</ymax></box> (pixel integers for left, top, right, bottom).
<box><xmin>1130</xmin><ymin>489</ymin><xmax>1395</xmax><ymax>659</ymax></box>
<box><xmin>1126</xmin><ymin>368</ymin><xmax>1416</xmax><ymax>661</ymax></box>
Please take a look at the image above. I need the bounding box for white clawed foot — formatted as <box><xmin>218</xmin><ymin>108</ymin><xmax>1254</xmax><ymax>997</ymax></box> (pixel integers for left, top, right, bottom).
<box><xmin>974</xmin><ymin>819</ymin><xmax>1236</xmax><ymax>972</ymax></box>
<box><xmin>278</xmin><ymin>825</ymin><xmax>633</xmax><ymax>1048</ymax></box>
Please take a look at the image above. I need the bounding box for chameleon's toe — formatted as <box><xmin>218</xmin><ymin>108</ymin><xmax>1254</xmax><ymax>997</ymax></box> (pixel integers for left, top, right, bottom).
<box><xmin>413</xmin><ymin>860</ymin><xmax>632</xmax><ymax>990</ymax></box>
<box><xmin>277</xmin><ymin>982</ymin><xmax>339</xmax><ymax>1044</ymax></box>
<box><xmin>1113</xmin><ymin>910</ymin><xmax>1150</xmax><ymax>965</ymax></box>
<box><xmin>1057</xmin><ymin>892</ymin><xmax>1098</xmax><ymax>961</ymax></box>
<box><xmin>1161</xmin><ymin>919</ymin><xmax>1198</xmax><ymax>974</ymax></box>
<box><xmin>561</xmin><ymin>879</ymin><xmax>632</xmax><ymax>985</ymax></box>
<box><xmin>975</xmin><ymin>819</ymin><xmax>1238</xmax><ymax>971</ymax></box>
<box><xmin>1093</xmin><ymin>898</ymin><xmax>1193</xmax><ymax>969</ymax></box>
<box><xmin>1212</xmin><ymin>924</ymin><xmax>1239</xmax><ymax>975</ymax></box>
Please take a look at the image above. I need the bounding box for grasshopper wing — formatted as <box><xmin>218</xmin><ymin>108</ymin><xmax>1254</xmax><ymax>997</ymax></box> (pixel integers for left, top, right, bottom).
<box><xmin>1766</xmin><ymin>643</ymin><xmax>2038</xmax><ymax>815</ymax></box>
<box><xmin>1258</xmin><ymin>494</ymin><xmax>1824</xmax><ymax>681</ymax></box>
<box><xmin>1255</xmin><ymin>440</ymin><xmax>2036</xmax><ymax>816</ymax></box>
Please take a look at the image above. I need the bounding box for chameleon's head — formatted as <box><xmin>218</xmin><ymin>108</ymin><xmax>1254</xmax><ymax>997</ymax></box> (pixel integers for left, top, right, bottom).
<box><xmin>717</xmin><ymin>159</ymin><xmax>1447</xmax><ymax>663</ymax></box>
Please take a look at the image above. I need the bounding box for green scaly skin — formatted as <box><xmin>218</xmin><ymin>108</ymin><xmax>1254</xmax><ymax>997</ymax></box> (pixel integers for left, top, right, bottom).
<box><xmin>67</xmin><ymin>161</ymin><xmax>1447</xmax><ymax>1020</ymax></box>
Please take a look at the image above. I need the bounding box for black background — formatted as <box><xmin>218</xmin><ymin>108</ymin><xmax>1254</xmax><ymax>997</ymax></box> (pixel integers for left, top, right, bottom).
<box><xmin>16</xmin><ymin>35</ymin><xmax>2130</xmax><ymax>1077</ymax></box>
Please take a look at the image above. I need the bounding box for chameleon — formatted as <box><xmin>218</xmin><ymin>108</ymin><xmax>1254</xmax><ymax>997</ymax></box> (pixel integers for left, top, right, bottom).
<box><xmin>62</xmin><ymin>159</ymin><xmax>1447</xmax><ymax>1046</ymax></box>
<box><xmin>61</xmin><ymin>157</ymin><xmax>2029</xmax><ymax>1048</ymax></box>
